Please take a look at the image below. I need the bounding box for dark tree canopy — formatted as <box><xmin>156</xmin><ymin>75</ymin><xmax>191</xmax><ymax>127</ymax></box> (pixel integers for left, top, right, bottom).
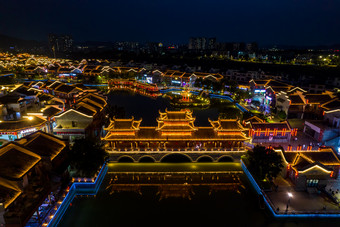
<box><xmin>69</xmin><ymin>138</ymin><xmax>107</xmax><ymax>177</ymax></box>
<box><xmin>277</xmin><ymin>110</ymin><xmax>287</xmax><ymax>120</ymax></box>
<box><xmin>246</xmin><ymin>145</ymin><xmax>283</xmax><ymax>182</ymax></box>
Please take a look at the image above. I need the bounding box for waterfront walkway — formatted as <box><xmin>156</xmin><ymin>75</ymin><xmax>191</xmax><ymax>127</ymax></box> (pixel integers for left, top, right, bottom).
<box><xmin>266</xmin><ymin>176</ymin><xmax>340</xmax><ymax>214</ymax></box>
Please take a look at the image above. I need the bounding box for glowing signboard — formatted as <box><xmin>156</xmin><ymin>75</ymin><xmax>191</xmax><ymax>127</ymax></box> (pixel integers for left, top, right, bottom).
<box><xmin>254</xmin><ymin>89</ymin><xmax>266</xmax><ymax>93</ymax></box>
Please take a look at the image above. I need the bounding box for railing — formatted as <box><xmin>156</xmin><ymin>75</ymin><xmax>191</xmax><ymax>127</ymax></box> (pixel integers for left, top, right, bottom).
<box><xmin>107</xmin><ymin>148</ymin><xmax>247</xmax><ymax>153</ymax></box>
<box><xmin>241</xmin><ymin>160</ymin><xmax>340</xmax><ymax>218</ymax></box>
<box><xmin>46</xmin><ymin>163</ymin><xmax>108</xmax><ymax>227</ymax></box>
<box><xmin>159</xmin><ymin>88</ymin><xmax>182</xmax><ymax>93</ymax></box>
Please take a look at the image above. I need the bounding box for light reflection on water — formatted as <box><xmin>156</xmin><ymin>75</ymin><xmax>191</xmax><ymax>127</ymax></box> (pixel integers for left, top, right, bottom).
<box><xmin>106</xmin><ymin>163</ymin><xmax>243</xmax><ymax>200</ymax></box>
<box><xmin>59</xmin><ymin>163</ymin><xmax>340</xmax><ymax>227</ymax></box>
<box><xmin>107</xmin><ymin>90</ymin><xmax>220</xmax><ymax>126</ymax></box>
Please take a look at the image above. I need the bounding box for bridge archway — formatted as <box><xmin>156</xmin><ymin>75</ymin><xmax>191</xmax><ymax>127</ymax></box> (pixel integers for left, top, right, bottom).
<box><xmin>217</xmin><ymin>155</ymin><xmax>234</xmax><ymax>162</ymax></box>
<box><xmin>138</xmin><ymin>155</ymin><xmax>156</xmax><ymax>163</ymax></box>
<box><xmin>117</xmin><ymin>155</ymin><xmax>135</xmax><ymax>163</ymax></box>
<box><xmin>160</xmin><ymin>153</ymin><xmax>193</xmax><ymax>163</ymax></box>
<box><xmin>196</xmin><ymin>155</ymin><xmax>214</xmax><ymax>162</ymax></box>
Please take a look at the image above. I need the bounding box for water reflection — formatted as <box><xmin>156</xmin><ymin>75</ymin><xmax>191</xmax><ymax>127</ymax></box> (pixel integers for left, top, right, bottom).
<box><xmin>107</xmin><ymin>90</ymin><xmax>220</xmax><ymax>126</ymax></box>
<box><xmin>105</xmin><ymin>164</ymin><xmax>242</xmax><ymax>200</ymax></box>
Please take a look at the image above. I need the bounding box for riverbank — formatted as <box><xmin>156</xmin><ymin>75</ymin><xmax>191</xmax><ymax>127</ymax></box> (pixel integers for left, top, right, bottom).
<box><xmin>242</xmin><ymin>160</ymin><xmax>340</xmax><ymax>218</ymax></box>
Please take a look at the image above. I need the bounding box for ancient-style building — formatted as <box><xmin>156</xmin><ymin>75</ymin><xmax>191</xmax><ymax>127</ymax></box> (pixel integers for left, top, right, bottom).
<box><xmin>249</xmin><ymin>121</ymin><xmax>295</xmax><ymax>143</ymax></box>
<box><xmin>103</xmin><ymin>109</ymin><xmax>249</xmax><ymax>150</ymax></box>
<box><xmin>108</xmin><ymin>79</ymin><xmax>160</xmax><ymax>98</ymax></box>
<box><xmin>277</xmin><ymin>147</ymin><xmax>340</xmax><ymax>191</ymax></box>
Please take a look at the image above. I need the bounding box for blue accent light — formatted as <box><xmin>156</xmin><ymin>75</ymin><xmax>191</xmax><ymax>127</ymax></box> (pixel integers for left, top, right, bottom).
<box><xmin>242</xmin><ymin>160</ymin><xmax>340</xmax><ymax>218</ymax></box>
<box><xmin>47</xmin><ymin>163</ymin><xmax>108</xmax><ymax>227</ymax></box>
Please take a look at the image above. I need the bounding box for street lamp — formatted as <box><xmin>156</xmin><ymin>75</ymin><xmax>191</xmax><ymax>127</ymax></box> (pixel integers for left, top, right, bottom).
<box><xmin>286</xmin><ymin>192</ymin><xmax>293</xmax><ymax>212</ymax></box>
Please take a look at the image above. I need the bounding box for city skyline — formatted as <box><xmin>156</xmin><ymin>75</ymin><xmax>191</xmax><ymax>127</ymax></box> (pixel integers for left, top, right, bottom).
<box><xmin>1</xmin><ymin>0</ymin><xmax>340</xmax><ymax>46</ymax></box>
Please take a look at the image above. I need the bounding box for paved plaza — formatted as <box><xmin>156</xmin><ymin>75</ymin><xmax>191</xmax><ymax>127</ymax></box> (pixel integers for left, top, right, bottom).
<box><xmin>326</xmin><ymin>179</ymin><xmax>340</xmax><ymax>202</ymax></box>
<box><xmin>266</xmin><ymin>177</ymin><xmax>340</xmax><ymax>214</ymax></box>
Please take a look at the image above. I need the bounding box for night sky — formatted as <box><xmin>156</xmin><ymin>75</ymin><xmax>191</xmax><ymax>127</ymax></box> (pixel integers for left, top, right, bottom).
<box><xmin>1</xmin><ymin>0</ymin><xmax>340</xmax><ymax>45</ymax></box>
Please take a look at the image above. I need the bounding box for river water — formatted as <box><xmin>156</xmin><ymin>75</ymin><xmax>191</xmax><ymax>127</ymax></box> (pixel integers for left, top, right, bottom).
<box><xmin>58</xmin><ymin>163</ymin><xmax>340</xmax><ymax>227</ymax></box>
<box><xmin>106</xmin><ymin>90</ymin><xmax>236</xmax><ymax>126</ymax></box>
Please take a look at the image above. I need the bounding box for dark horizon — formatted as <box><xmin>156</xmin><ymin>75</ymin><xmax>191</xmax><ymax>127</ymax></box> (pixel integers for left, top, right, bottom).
<box><xmin>1</xmin><ymin>0</ymin><xmax>340</xmax><ymax>47</ymax></box>
<box><xmin>2</xmin><ymin>32</ymin><xmax>340</xmax><ymax>50</ymax></box>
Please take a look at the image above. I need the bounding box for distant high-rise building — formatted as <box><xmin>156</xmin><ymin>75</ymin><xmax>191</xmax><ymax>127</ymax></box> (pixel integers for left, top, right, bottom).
<box><xmin>246</xmin><ymin>42</ymin><xmax>258</xmax><ymax>52</ymax></box>
<box><xmin>114</xmin><ymin>41</ymin><xmax>139</xmax><ymax>51</ymax></box>
<box><xmin>189</xmin><ymin>37</ymin><xmax>206</xmax><ymax>50</ymax></box>
<box><xmin>48</xmin><ymin>34</ymin><xmax>73</xmax><ymax>56</ymax></box>
<box><xmin>189</xmin><ymin>37</ymin><xmax>216</xmax><ymax>50</ymax></box>
<box><xmin>207</xmin><ymin>38</ymin><xmax>216</xmax><ymax>50</ymax></box>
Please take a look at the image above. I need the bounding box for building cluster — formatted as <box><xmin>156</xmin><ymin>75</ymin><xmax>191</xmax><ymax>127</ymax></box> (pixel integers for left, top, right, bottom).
<box><xmin>0</xmin><ymin>131</ymin><xmax>68</xmax><ymax>226</ymax></box>
<box><xmin>0</xmin><ymin>80</ymin><xmax>108</xmax><ymax>226</ymax></box>
<box><xmin>1</xmin><ymin>51</ymin><xmax>339</xmax><ymax>90</ymax></box>
<box><xmin>0</xmin><ymin>52</ymin><xmax>339</xmax><ymax>150</ymax></box>
<box><xmin>188</xmin><ymin>38</ymin><xmax>259</xmax><ymax>57</ymax></box>
<box><xmin>0</xmin><ymin>79</ymin><xmax>107</xmax><ymax>145</ymax></box>
<box><xmin>48</xmin><ymin>34</ymin><xmax>73</xmax><ymax>54</ymax></box>
<box><xmin>188</xmin><ymin>37</ymin><xmax>217</xmax><ymax>50</ymax></box>
<box><xmin>0</xmin><ymin>55</ymin><xmax>338</xmax><ymax>222</ymax></box>
<box><xmin>247</xmin><ymin>79</ymin><xmax>339</xmax><ymax>148</ymax></box>
<box><xmin>275</xmin><ymin>147</ymin><xmax>340</xmax><ymax>191</ymax></box>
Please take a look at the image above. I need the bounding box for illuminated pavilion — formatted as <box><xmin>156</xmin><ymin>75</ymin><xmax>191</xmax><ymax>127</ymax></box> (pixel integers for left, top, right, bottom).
<box><xmin>102</xmin><ymin>109</ymin><xmax>250</xmax><ymax>150</ymax></box>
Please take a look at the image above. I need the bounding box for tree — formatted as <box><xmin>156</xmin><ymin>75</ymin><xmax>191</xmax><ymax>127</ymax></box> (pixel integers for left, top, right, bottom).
<box><xmin>194</xmin><ymin>77</ymin><xmax>203</xmax><ymax>88</ymax></box>
<box><xmin>245</xmin><ymin>145</ymin><xmax>283</xmax><ymax>182</ymax></box>
<box><xmin>233</xmin><ymin>89</ymin><xmax>251</xmax><ymax>102</ymax></box>
<box><xmin>69</xmin><ymin>138</ymin><xmax>108</xmax><ymax>177</ymax></box>
<box><xmin>0</xmin><ymin>74</ymin><xmax>16</xmax><ymax>85</ymax></box>
<box><xmin>226</xmin><ymin>80</ymin><xmax>238</xmax><ymax>93</ymax></box>
<box><xmin>212</xmin><ymin>81</ymin><xmax>223</xmax><ymax>92</ymax></box>
<box><xmin>277</xmin><ymin>110</ymin><xmax>287</xmax><ymax>120</ymax></box>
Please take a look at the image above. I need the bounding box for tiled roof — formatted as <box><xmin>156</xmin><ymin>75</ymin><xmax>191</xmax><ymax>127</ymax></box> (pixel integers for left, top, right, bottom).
<box><xmin>265</xmin><ymin>80</ymin><xmax>291</xmax><ymax>87</ymax></box>
<box><xmin>43</xmin><ymin>106</ymin><xmax>62</xmax><ymax>118</ymax></box>
<box><xmin>282</xmin><ymin>148</ymin><xmax>340</xmax><ymax>172</ymax></box>
<box><xmin>14</xmin><ymin>86</ymin><xmax>37</xmax><ymax>96</ymax></box>
<box><xmin>250</xmin><ymin>79</ymin><xmax>268</xmax><ymax>85</ymax></box>
<box><xmin>22</xmin><ymin>131</ymin><xmax>66</xmax><ymax>161</ymax></box>
<box><xmin>77</xmin><ymin>93</ymin><xmax>107</xmax><ymax>106</ymax></box>
<box><xmin>105</xmin><ymin>117</ymin><xmax>142</xmax><ymax>132</ymax></box>
<box><xmin>158</xmin><ymin>109</ymin><xmax>194</xmax><ymax>120</ymax></box>
<box><xmin>289</xmin><ymin>95</ymin><xmax>305</xmax><ymax>104</ymax></box>
<box><xmin>48</xmin><ymin>81</ymin><xmax>63</xmax><ymax>89</ymax></box>
<box><xmin>166</xmin><ymin>112</ymin><xmax>187</xmax><ymax>120</ymax></box>
<box><xmin>244</xmin><ymin>116</ymin><xmax>264</xmax><ymax>123</ymax></box>
<box><xmin>0</xmin><ymin>181</ymin><xmax>22</xmax><ymax>209</ymax></box>
<box><xmin>37</xmin><ymin>93</ymin><xmax>54</xmax><ymax>102</ymax></box>
<box><xmin>103</xmin><ymin>127</ymin><xmax>249</xmax><ymax>141</ymax></box>
<box><xmin>210</xmin><ymin>118</ymin><xmax>246</xmax><ymax>131</ymax></box>
<box><xmin>322</xmin><ymin>98</ymin><xmax>340</xmax><ymax>110</ymax></box>
<box><xmin>0</xmin><ymin>116</ymin><xmax>46</xmax><ymax>131</ymax></box>
<box><xmin>305</xmin><ymin>94</ymin><xmax>333</xmax><ymax>104</ymax></box>
<box><xmin>0</xmin><ymin>143</ymin><xmax>41</xmax><ymax>180</ymax></box>
<box><xmin>54</xmin><ymin>84</ymin><xmax>79</xmax><ymax>94</ymax></box>
<box><xmin>251</xmin><ymin>122</ymin><xmax>291</xmax><ymax>131</ymax></box>
<box><xmin>0</xmin><ymin>94</ymin><xmax>21</xmax><ymax>104</ymax></box>
<box><xmin>76</xmin><ymin>105</ymin><xmax>97</xmax><ymax>116</ymax></box>
<box><xmin>77</xmin><ymin>98</ymin><xmax>104</xmax><ymax>110</ymax></box>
